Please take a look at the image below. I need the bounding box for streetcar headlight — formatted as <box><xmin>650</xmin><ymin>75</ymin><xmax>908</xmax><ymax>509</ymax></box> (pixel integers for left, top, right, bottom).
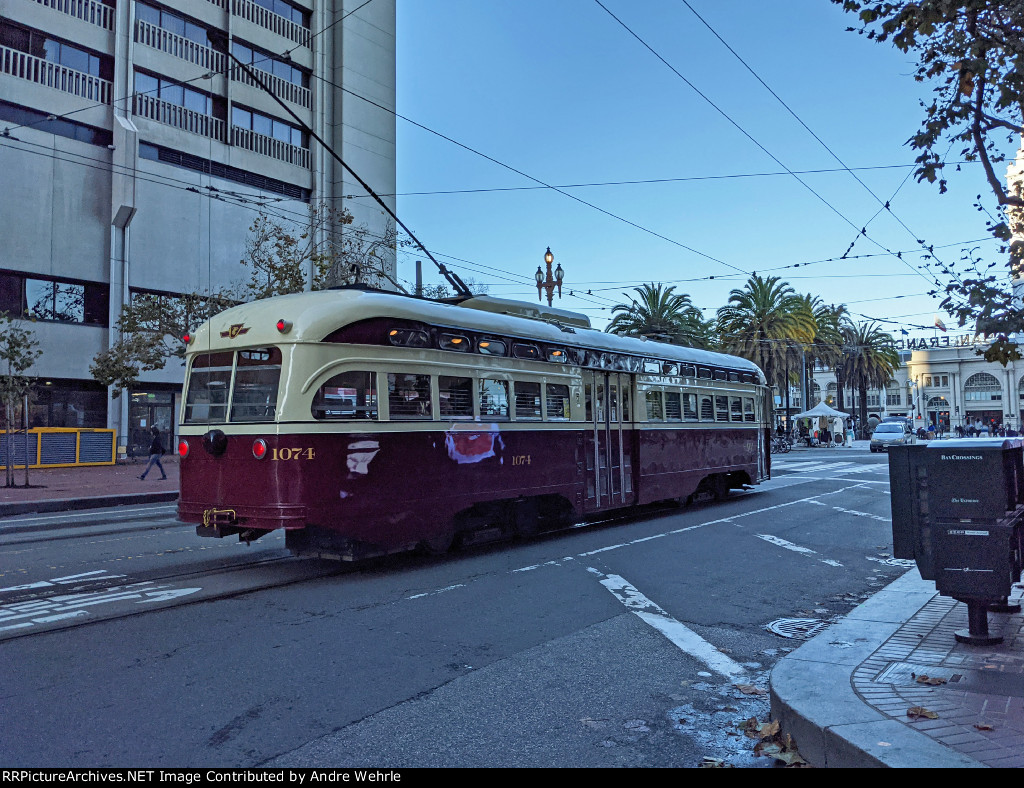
<box><xmin>253</xmin><ymin>439</ymin><xmax>268</xmax><ymax>459</ymax></box>
<box><xmin>177</xmin><ymin>439</ymin><xmax>189</xmax><ymax>459</ymax></box>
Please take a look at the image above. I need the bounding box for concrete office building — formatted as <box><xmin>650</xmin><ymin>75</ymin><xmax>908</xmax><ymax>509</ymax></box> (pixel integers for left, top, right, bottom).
<box><xmin>0</xmin><ymin>0</ymin><xmax>396</xmax><ymax>455</ymax></box>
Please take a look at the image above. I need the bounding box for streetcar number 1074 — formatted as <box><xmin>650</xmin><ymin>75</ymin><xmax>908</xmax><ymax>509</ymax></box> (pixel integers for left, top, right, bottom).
<box><xmin>270</xmin><ymin>447</ymin><xmax>315</xmax><ymax>460</ymax></box>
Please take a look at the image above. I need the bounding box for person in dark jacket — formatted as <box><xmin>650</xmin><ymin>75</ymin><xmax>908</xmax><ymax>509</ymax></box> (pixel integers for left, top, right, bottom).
<box><xmin>140</xmin><ymin>426</ymin><xmax>167</xmax><ymax>481</ymax></box>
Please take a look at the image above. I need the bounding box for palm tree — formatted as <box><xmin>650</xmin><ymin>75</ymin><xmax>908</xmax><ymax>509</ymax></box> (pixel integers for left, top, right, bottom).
<box><xmin>841</xmin><ymin>321</ymin><xmax>901</xmax><ymax>431</ymax></box>
<box><xmin>606</xmin><ymin>283</ymin><xmax>714</xmax><ymax>348</ymax></box>
<box><xmin>716</xmin><ymin>276</ymin><xmax>815</xmax><ymax>407</ymax></box>
<box><xmin>795</xmin><ymin>296</ymin><xmax>851</xmax><ymax>410</ymax></box>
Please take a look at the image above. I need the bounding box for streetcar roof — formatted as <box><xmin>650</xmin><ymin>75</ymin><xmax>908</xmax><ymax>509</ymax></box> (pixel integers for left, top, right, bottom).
<box><xmin>187</xmin><ymin>288</ymin><xmax>766</xmax><ymax>381</ymax></box>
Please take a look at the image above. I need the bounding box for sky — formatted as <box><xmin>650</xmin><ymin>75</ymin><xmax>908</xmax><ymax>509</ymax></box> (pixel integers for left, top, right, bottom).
<box><xmin>381</xmin><ymin>0</ymin><xmax>1020</xmax><ymax>336</ymax></box>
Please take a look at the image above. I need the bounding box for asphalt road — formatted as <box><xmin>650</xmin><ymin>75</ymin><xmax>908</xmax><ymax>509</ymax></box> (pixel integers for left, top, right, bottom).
<box><xmin>0</xmin><ymin>448</ymin><xmax>907</xmax><ymax>768</ymax></box>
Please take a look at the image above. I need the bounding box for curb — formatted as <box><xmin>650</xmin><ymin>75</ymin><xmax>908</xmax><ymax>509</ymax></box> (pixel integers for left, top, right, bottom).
<box><xmin>0</xmin><ymin>492</ymin><xmax>178</xmax><ymax>519</ymax></box>
<box><xmin>769</xmin><ymin>570</ymin><xmax>985</xmax><ymax>768</ymax></box>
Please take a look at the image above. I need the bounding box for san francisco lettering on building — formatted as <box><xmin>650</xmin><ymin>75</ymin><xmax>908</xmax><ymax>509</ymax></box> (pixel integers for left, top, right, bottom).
<box><xmin>894</xmin><ymin>334</ymin><xmax>974</xmax><ymax>350</ymax></box>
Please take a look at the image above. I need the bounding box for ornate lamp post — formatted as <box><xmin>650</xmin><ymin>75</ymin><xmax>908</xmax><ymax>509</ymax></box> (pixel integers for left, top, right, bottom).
<box><xmin>535</xmin><ymin>247</ymin><xmax>564</xmax><ymax>306</ymax></box>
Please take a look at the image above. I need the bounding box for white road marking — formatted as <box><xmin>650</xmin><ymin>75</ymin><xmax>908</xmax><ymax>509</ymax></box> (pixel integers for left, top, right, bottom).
<box><xmin>591</xmin><ymin>570</ymin><xmax>746</xmax><ymax>679</ymax></box>
<box><xmin>755</xmin><ymin>534</ymin><xmax>844</xmax><ymax>567</ymax></box>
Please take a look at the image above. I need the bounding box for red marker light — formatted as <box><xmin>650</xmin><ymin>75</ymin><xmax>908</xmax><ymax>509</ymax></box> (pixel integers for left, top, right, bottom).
<box><xmin>177</xmin><ymin>439</ymin><xmax>189</xmax><ymax>459</ymax></box>
<box><xmin>252</xmin><ymin>439</ymin><xmax>268</xmax><ymax>459</ymax></box>
<box><xmin>183</xmin><ymin>333</ymin><xmax>193</xmax><ymax>345</ymax></box>
<box><xmin>276</xmin><ymin>319</ymin><xmax>292</xmax><ymax>333</ymax></box>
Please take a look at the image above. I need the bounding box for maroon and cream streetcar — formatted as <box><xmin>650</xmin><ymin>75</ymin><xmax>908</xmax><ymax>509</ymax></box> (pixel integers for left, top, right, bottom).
<box><xmin>176</xmin><ymin>287</ymin><xmax>771</xmax><ymax>560</ymax></box>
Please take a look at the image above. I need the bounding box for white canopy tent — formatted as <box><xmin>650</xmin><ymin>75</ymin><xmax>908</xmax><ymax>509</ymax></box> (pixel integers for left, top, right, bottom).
<box><xmin>791</xmin><ymin>402</ymin><xmax>850</xmax><ymax>420</ymax></box>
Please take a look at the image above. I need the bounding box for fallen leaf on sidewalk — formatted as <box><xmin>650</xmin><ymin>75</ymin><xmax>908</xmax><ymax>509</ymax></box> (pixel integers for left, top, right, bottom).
<box><xmin>739</xmin><ymin>717</ymin><xmax>780</xmax><ymax>740</ymax></box>
<box><xmin>974</xmin><ymin>723</ymin><xmax>994</xmax><ymax>731</ymax></box>
<box><xmin>915</xmin><ymin>675</ymin><xmax>947</xmax><ymax>686</ymax></box>
<box><xmin>733</xmin><ymin>683</ymin><xmax>768</xmax><ymax>695</ymax></box>
<box><xmin>907</xmin><ymin>706</ymin><xmax>939</xmax><ymax>720</ymax></box>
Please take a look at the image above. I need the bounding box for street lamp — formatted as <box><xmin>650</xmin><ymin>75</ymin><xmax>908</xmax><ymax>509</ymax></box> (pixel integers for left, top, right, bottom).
<box><xmin>535</xmin><ymin>247</ymin><xmax>564</xmax><ymax>306</ymax></box>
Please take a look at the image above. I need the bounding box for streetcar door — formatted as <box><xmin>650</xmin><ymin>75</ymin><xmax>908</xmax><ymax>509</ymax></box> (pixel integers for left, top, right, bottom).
<box><xmin>584</xmin><ymin>371</ymin><xmax>635</xmax><ymax>512</ymax></box>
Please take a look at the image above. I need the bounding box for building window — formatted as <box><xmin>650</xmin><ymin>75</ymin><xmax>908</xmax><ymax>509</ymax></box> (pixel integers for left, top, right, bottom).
<box><xmin>231</xmin><ymin>105</ymin><xmax>305</xmax><ymax>147</ymax></box>
<box><xmin>0</xmin><ymin>270</ymin><xmax>108</xmax><ymax>325</ymax></box>
<box><xmin>253</xmin><ymin>0</ymin><xmax>310</xmax><ymax>27</ymax></box>
<box><xmin>136</xmin><ymin>3</ymin><xmax>209</xmax><ymax>45</ymax></box>
<box><xmin>232</xmin><ymin>40</ymin><xmax>309</xmax><ymax>88</ymax></box>
<box><xmin>964</xmin><ymin>372</ymin><xmax>1002</xmax><ymax>402</ymax></box>
<box><xmin>0</xmin><ymin>100</ymin><xmax>112</xmax><ymax>146</ymax></box>
<box><xmin>0</xmin><ymin>22</ymin><xmax>112</xmax><ymax>79</ymax></box>
<box><xmin>135</xmin><ymin>71</ymin><xmax>213</xmax><ymax>115</ymax></box>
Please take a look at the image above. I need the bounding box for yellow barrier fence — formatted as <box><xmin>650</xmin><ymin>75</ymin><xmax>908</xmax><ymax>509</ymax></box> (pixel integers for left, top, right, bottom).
<box><xmin>0</xmin><ymin>428</ymin><xmax>116</xmax><ymax>469</ymax></box>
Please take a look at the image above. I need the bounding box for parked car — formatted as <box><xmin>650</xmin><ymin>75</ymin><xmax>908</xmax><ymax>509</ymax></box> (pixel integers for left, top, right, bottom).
<box><xmin>870</xmin><ymin>421</ymin><xmax>917</xmax><ymax>452</ymax></box>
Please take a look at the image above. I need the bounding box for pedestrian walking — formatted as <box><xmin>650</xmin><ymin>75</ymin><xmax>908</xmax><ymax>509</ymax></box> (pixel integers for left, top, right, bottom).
<box><xmin>140</xmin><ymin>426</ymin><xmax>167</xmax><ymax>481</ymax></box>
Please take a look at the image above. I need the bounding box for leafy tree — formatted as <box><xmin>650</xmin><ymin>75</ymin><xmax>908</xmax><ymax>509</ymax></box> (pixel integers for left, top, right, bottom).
<box><xmin>91</xmin><ymin>203</ymin><xmax>400</xmax><ymax>394</ymax></box>
<box><xmin>90</xmin><ymin>292</ymin><xmax>235</xmax><ymax>395</ymax></box>
<box><xmin>716</xmin><ymin>275</ymin><xmax>815</xmax><ymax>399</ymax></box>
<box><xmin>835</xmin><ymin>0</ymin><xmax>1024</xmax><ymax>362</ymax></box>
<box><xmin>0</xmin><ymin>312</ymin><xmax>42</xmax><ymax>487</ymax></box>
<box><xmin>606</xmin><ymin>283</ymin><xmax>715</xmax><ymax>348</ymax></box>
<box><xmin>841</xmin><ymin>321</ymin><xmax>902</xmax><ymax>430</ymax></box>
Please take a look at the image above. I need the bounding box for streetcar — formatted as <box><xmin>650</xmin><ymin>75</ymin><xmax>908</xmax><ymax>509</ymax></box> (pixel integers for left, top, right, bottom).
<box><xmin>176</xmin><ymin>286</ymin><xmax>771</xmax><ymax>560</ymax></box>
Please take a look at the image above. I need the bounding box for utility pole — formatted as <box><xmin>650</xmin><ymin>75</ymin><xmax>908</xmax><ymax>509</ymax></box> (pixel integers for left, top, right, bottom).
<box><xmin>415</xmin><ymin>261</ymin><xmax>422</xmax><ymax>297</ymax></box>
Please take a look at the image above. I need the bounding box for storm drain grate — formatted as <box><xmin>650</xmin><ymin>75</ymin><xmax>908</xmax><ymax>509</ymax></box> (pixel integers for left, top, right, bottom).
<box><xmin>766</xmin><ymin>618</ymin><xmax>829</xmax><ymax>640</ymax></box>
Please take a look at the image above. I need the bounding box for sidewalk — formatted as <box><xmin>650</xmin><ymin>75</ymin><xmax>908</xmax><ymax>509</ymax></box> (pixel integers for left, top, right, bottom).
<box><xmin>3</xmin><ymin>452</ymin><xmax>1022</xmax><ymax>768</ymax></box>
<box><xmin>0</xmin><ymin>456</ymin><xmax>178</xmax><ymax>517</ymax></box>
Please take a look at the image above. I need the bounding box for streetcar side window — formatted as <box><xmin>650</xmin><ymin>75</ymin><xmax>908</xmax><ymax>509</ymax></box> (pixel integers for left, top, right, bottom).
<box><xmin>584</xmin><ymin>383</ymin><xmax>593</xmax><ymax>421</ymax></box>
<box><xmin>546</xmin><ymin>384</ymin><xmax>570</xmax><ymax>420</ymax></box>
<box><xmin>730</xmin><ymin>396</ymin><xmax>743</xmax><ymax>422</ymax></box>
<box><xmin>645</xmin><ymin>390</ymin><xmax>663</xmax><ymax>421</ymax></box>
<box><xmin>388</xmin><ymin>373</ymin><xmax>432</xmax><ymax>420</ymax></box>
<box><xmin>439</xmin><ymin>376</ymin><xmax>474</xmax><ymax>418</ymax></box>
<box><xmin>229</xmin><ymin>347</ymin><xmax>282</xmax><ymax>423</ymax></box>
<box><xmin>643</xmin><ymin>359</ymin><xmax>660</xmax><ymax>374</ymax></box>
<box><xmin>512</xmin><ymin>343</ymin><xmax>540</xmax><ymax>360</ymax></box>
<box><xmin>514</xmin><ymin>381</ymin><xmax>542</xmax><ymax>420</ymax></box>
<box><xmin>743</xmin><ymin>397</ymin><xmax>755</xmax><ymax>422</ymax></box>
<box><xmin>662</xmin><ymin>362</ymin><xmax>678</xmax><ymax>376</ymax></box>
<box><xmin>439</xmin><ymin>334</ymin><xmax>470</xmax><ymax>352</ymax></box>
<box><xmin>715</xmin><ymin>395</ymin><xmax>730</xmax><ymax>422</ymax></box>
<box><xmin>681</xmin><ymin>364</ymin><xmax>696</xmax><ymax>378</ymax></box>
<box><xmin>697</xmin><ymin>367</ymin><xmax>712</xmax><ymax>380</ymax></box>
<box><xmin>714</xmin><ymin>369</ymin><xmax>729</xmax><ymax>381</ymax></box>
<box><xmin>312</xmin><ymin>371</ymin><xmax>378</xmax><ymax>420</ymax></box>
<box><xmin>621</xmin><ymin>383</ymin><xmax>631</xmax><ymax>422</ymax></box>
<box><xmin>479</xmin><ymin>379</ymin><xmax>510</xmax><ymax>419</ymax></box>
<box><xmin>477</xmin><ymin>339</ymin><xmax>507</xmax><ymax>356</ymax></box>
<box><xmin>388</xmin><ymin>328</ymin><xmax>430</xmax><ymax>348</ymax></box>
<box><xmin>184</xmin><ymin>351</ymin><xmax>233</xmax><ymax>424</ymax></box>
<box><xmin>664</xmin><ymin>391</ymin><xmax>682</xmax><ymax>422</ymax></box>
<box><xmin>699</xmin><ymin>395</ymin><xmax>714</xmax><ymax>421</ymax></box>
<box><xmin>682</xmin><ymin>392</ymin><xmax>697</xmax><ymax>421</ymax></box>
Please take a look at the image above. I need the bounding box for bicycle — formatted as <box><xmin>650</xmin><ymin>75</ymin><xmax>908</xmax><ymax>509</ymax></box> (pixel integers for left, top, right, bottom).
<box><xmin>770</xmin><ymin>435</ymin><xmax>792</xmax><ymax>454</ymax></box>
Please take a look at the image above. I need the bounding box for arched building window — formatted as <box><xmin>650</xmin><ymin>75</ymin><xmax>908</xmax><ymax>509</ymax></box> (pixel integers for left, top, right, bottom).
<box><xmin>964</xmin><ymin>372</ymin><xmax>1002</xmax><ymax>402</ymax></box>
<box><xmin>811</xmin><ymin>382</ymin><xmax>821</xmax><ymax>405</ymax></box>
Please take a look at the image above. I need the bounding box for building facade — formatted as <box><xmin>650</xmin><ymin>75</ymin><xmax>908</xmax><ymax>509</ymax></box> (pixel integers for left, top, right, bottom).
<box><xmin>0</xmin><ymin>0</ymin><xmax>396</xmax><ymax>455</ymax></box>
<box><xmin>792</xmin><ymin>331</ymin><xmax>1024</xmax><ymax>435</ymax></box>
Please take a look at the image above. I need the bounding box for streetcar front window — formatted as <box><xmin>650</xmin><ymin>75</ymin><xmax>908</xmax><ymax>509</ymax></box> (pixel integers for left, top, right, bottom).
<box><xmin>230</xmin><ymin>347</ymin><xmax>282</xmax><ymax>423</ymax></box>
<box><xmin>183</xmin><ymin>351</ymin><xmax>233</xmax><ymax>424</ymax></box>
